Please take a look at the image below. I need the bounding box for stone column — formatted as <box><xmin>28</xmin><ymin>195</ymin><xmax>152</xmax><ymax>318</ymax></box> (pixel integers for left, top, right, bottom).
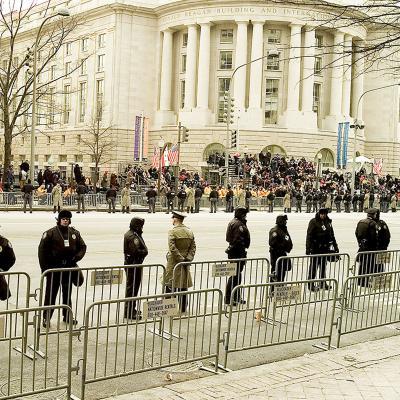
<box><xmin>234</xmin><ymin>21</ymin><xmax>248</xmax><ymax>111</ymax></box>
<box><xmin>159</xmin><ymin>29</ymin><xmax>173</xmax><ymax>112</ymax></box>
<box><xmin>196</xmin><ymin>22</ymin><xmax>211</xmax><ymax>109</ymax></box>
<box><xmin>352</xmin><ymin>41</ymin><xmax>364</xmax><ymax>121</ymax></box>
<box><xmin>329</xmin><ymin>31</ymin><xmax>345</xmax><ymax>117</ymax></box>
<box><xmin>184</xmin><ymin>24</ymin><xmax>198</xmax><ymax>110</ymax></box>
<box><xmin>301</xmin><ymin>26</ymin><xmax>315</xmax><ymax>113</ymax></box>
<box><xmin>341</xmin><ymin>34</ymin><xmax>353</xmax><ymax>118</ymax></box>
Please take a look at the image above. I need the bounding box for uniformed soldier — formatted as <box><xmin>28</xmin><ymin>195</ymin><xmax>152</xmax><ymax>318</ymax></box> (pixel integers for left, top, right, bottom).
<box><xmin>52</xmin><ymin>182</ymin><xmax>63</xmax><ymax>213</ymax></box>
<box><xmin>305</xmin><ymin>191</ymin><xmax>313</xmax><ymax>213</ymax></box>
<box><xmin>0</xmin><ymin>233</ymin><xmax>16</xmax><ymax>301</ymax></box>
<box><xmin>269</xmin><ymin>215</ymin><xmax>293</xmax><ymax>291</ymax></box>
<box><xmin>363</xmin><ymin>190</ymin><xmax>370</xmax><ymax>212</ymax></box>
<box><xmin>283</xmin><ymin>191</ymin><xmax>291</xmax><ymax>213</ymax></box>
<box><xmin>123</xmin><ymin>217</ymin><xmax>148</xmax><ymax>320</ymax></box>
<box><xmin>165</xmin><ymin>187</ymin><xmax>176</xmax><ymax>214</ymax></box>
<box><xmin>163</xmin><ymin>211</ymin><xmax>196</xmax><ymax>312</ymax></box>
<box><xmin>38</xmin><ymin>210</ymin><xmax>87</xmax><ymax>326</ymax></box>
<box><xmin>306</xmin><ymin>208</ymin><xmax>339</xmax><ymax>291</ymax></box>
<box><xmin>237</xmin><ymin>185</ymin><xmax>246</xmax><ymax>208</ymax></box>
<box><xmin>225</xmin><ymin>207</ymin><xmax>251</xmax><ymax>305</ymax></box>
<box><xmin>358</xmin><ymin>191</ymin><xmax>365</xmax><ymax>213</ymax></box>
<box><xmin>121</xmin><ymin>183</ymin><xmax>131</xmax><ymax>214</ymax></box>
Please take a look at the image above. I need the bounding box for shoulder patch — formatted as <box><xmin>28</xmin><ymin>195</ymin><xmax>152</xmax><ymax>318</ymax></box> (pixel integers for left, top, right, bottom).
<box><xmin>71</xmin><ymin>234</ymin><xmax>77</xmax><ymax>240</ymax></box>
<box><xmin>134</xmin><ymin>238</ymin><xmax>140</xmax><ymax>246</ymax></box>
<box><xmin>239</xmin><ymin>226</ymin><xmax>244</xmax><ymax>232</ymax></box>
<box><xmin>272</xmin><ymin>232</ymin><xmax>278</xmax><ymax>237</ymax></box>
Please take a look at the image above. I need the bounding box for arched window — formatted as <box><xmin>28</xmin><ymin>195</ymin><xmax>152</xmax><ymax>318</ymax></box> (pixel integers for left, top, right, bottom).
<box><xmin>261</xmin><ymin>144</ymin><xmax>286</xmax><ymax>156</ymax></box>
<box><xmin>315</xmin><ymin>148</ymin><xmax>334</xmax><ymax>167</ymax></box>
<box><xmin>203</xmin><ymin>143</ymin><xmax>226</xmax><ymax>162</ymax></box>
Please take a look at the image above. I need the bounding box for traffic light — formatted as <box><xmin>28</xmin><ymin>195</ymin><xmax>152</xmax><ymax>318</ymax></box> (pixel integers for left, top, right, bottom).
<box><xmin>231</xmin><ymin>130</ymin><xmax>237</xmax><ymax>149</ymax></box>
<box><xmin>229</xmin><ymin>97</ymin><xmax>235</xmax><ymax>124</ymax></box>
<box><xmin>183</xmin><ymin>126</ymin><xmax>189</xmax><ymax>142</ymax></box>
<box><xmin>223</xmin><ymin>92</ymin><xmax>235</xmax><ymax>124</ymax></box>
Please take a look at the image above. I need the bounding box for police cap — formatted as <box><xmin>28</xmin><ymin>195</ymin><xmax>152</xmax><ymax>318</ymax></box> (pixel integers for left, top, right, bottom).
<box><xmin>318</xmin><ymin>207</ymin><xmax>329</xmax><ymax>214</ymax></box>
<box><xmin>171</xmin><ymin>211</ymin><xmax>187</xmax><ymax>220</ymax></box>
<box><xmin>276</xmin><ymin>214</ymin><xmax>288</xmax><ymax>224</ymax></box>
<box><xmin>58</xmin><ymin>209</ymin><xmax>72</xmax><ymax>220</ymax></box>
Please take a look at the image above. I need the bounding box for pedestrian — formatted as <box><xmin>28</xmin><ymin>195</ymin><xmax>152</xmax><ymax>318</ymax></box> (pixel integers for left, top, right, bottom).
<box><xmin>295</xmin><ymin>191</ymin><xmax>303</xmax><ymax>213</ymax></box>
<box><xmin>194</xmin><ymin>185</ymin><xmax>203</xmax><ymax>213</ymax></box>
<box><xmin>145</xmin><ymin>185</ymin><xmax>157</xmax><ymax>213</ymax></box>
<box><xmin>38</xmin><ymin>210</ymin><xmax>87</xmax><ymax>326</ymax></box>
<box><xmin>123</xmin><ymin>217</ymin><xmax>148</xmax><ymax>320</ymax></box>
<box><xmin>306</xmin><ymin>208</ymin><xmax>339</xmax><ymax>291</ymax></box>
<box><xmin>165</xmin><ymin>186</ymin><xmax>176</xmax><ymax>214</ymax></box>
<box><xmin>225</xmin><ymin>185</ymin><xmax>234</xmax><ymax>213</ymax></box>
<box><xmin>267</xmin><ymin>190</ymin><xmax>275</xmax><ymax>213</ymax></box>
<box><xmin>334</xmin><ymin>192</ymin><xmax>342</xmax><ymax>213</ymax></box>
<box><xmin>245</xmin><ymin>187</ymin><xmax>252</xmax><ymax>212</ymax></box>
<box><xmin>343</xmin><ymin>191</ymin><xmax>351</xmax><ymax>213</ymax></box>
<box><xmin>177</xmin><ymin>186</ymin><xmax>187</xmax><ymax>212</ymax></box>
<box><xmin>52</xmin><ymin>182</ymin><xmax>63</xmax><ymax>213</ymax></box>
<box><xmin>390</xmin><ymin>192</ymin><xmax>397</xmax><ymax>212</ymax></box>
<box><xmin>0</xmin><ymin>233</ymin><xmax>16</xmax><ymax>301</ymax></box>
<box><xmin>121</xmin><ymin>183</ymin><xmax>131</xmax><ymax>213</ymax></box>
<box><xmin>106</xmin><ymin>186</ymin><xmax>117</xmax><ymax>213</ymax></box>
<box><xmin>163</xmin><ymin>211</ymin><xmax>196</xmax><ymax>312</ymax></box>
<box><xmin>186</xmin><ymin>184</ymin><xmax>195</xmax><ymax>213</ymax></box>
<box><xmin>21</xmin><ymin>178</ymin><xmax>34</xmax><ymax>213</ymax></box>
<box><xmin>76</xmin><ymin>181</ymin><xmax>87</xmax><ymax>213</ymax></box>
<box><xmin>352</xmin><ymin>191</ymin><xmax>358</xmax><ymax>212</ymax></box>
<box><xmin>363</xmin><ymin>190</ymin><xmax>370</xmax><ymax>212</ymax></box>
<box><xmin>237</xmin><ymin>185</ymin><xmax>246</xmax><ymax>207</ymax></box>
<box><xmin>225</xmin><ymin>207</ymin><xmax>251</xmax><ymax>305</ymax></box>
<box><xmin>283</xmin><ymin>191</ymin><xmax>291</xmax><ymax>213</ymax></box>
<box><xmin>358</xmin><ymin>191</ymin><xmax>364</xmax><ymax>213</ymax></box>
<box><xmin>312</xmin><ymin>191</ymin><xmax>319</xmax><ymax>213</ymax></box>
<box><xmin>305</xmin><ymin>191</ymin><xmax>313</xmax><ymax>213</ymax></box>
<box><xmin>209</xmin><ymin>186</ymin><xmax>219</xmax><ymax>213</ymax></box>
<box><xmin>269</xmin><ymin>215</ymin><xmax>293</xmax><ymax>292</ymax></box>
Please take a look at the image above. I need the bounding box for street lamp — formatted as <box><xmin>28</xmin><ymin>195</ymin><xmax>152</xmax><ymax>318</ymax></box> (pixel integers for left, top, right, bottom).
<box><xmin>349</xmin><ymin>83</ymin><xmax>400</xmax><ymax>195</ymax></box>
<box><xmin>29</xmin><ymin>8</ymin><xmax>70</xmax><ymax>182</ymax></box>
<box><xmin>315</xmin><ymin>152</ymin><xmax>323</xmax><ymax>190</ymax></box>
<box><xmin>157</xmin><ymin>138</ymin><xmax>166</xmax><ymax>193</ymax></box>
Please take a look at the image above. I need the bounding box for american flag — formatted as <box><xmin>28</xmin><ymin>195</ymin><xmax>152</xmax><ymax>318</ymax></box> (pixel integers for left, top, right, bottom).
<box><xmin>151</xmin><ymin>146</ymin><xmax>166</xmax><ymax>169</ymax></box>
<box><xmin>167</xmin><ymin>143</ymin><xmax>179</xmax><ymax>165</ymax></box>
<box><xmin>373</xmin><ymin>158</ymin><xmax>383</xmax><ymax>175</ymax></box>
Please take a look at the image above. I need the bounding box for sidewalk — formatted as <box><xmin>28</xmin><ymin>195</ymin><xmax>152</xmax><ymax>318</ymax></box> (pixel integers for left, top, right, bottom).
<box><xmin>104</xmin><ymin>334</ymin><xmax>400</xmax><ymax>400</ymax></box>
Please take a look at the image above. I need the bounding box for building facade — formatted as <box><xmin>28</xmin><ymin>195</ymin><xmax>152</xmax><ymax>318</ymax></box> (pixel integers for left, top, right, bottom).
<box><xmin>2</xmin><ymin>0</ymin><xmax>400</xmax><ymax>179</ymax></box>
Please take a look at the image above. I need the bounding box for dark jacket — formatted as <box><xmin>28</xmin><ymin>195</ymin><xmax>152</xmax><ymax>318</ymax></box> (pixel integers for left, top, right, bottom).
<box><xmin>22</xmin><ymin>183</ymin><xmax>34</xmax><ymax>195</ymax></box>
<box><xmin>355</xmin><ymin>217</ymin><xmax>378</xmax><ymax>252</ymax></box>
<box><xmin>195</xmin><ymin>187</ymin><xmax>203</xmax><ymax>199</ymax></box>
<box><xmin>124</xmin><ymin>231</ymin><xmax>148</xmax><ymax>265</ymax></box>
<box><xmin>38</xmin><ymin>226</ymin><xmax>87</xmax><ymax>272</ymax></box>
<box><xmin>306</xmin><ymin>213</ymin><xmax>338</xmax><ymax>254</ymax></box>
<box><xmin>106</xmin><ymin>188</ymin><xmax>117</xmax><ymax>199</ymax></box>
<box><xmin>209</xmin><ymin>189</ymin><xmax>219</xmax><ymax>199</ymax></box>
<box><xmin>269</xmin><ymin>225</ymin><xmax>293</xmax><ymax>257</ymax></box>
<box><xmin>377</xmin><ymin>219</ymin><xmax>390</xmax><ymax>251</ymax></box>
<box><xmin>0</xmin><ymin>235</ymin><xmax>16</xmax><ymax>272</ymax></box>
<box><xmin>146</xmin><ymin>188</ymin><xmax>157</xmax><ymax>199</ymax></box>
<box><xmin>226</xmin><ymin>213</ymin><xmax>251</xmax><ymax>258</ymax></box>
<box><xmin>76</xmin><ymin>184</ymin><xmax>87</xmax><ymax>195</ymax></box>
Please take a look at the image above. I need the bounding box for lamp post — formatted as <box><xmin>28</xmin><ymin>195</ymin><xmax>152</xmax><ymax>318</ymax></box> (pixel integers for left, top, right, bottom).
<box><xmin>315</xmin><ymin>152</ymin><xmax>322</xmax><ymax>190</ymax></box>
<box><xmin>350</xmin><ymin>83</ymin><xmax>400</xmax><ymax>195</ymax></box>
<box><xmin>29</xmin><ymin>8</ymin><xmax>70</xmax><ymax>183</ymax></box>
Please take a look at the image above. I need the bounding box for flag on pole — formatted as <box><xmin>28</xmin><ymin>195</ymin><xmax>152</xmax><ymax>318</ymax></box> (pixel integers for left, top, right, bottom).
<box><xmin>373</xmin><ymin>158</ymin><xmax>383</xmax><ymax>175</ymax></box>
<box><xmin>167</xmin><ymin>143</ymin><xmax>179</xmax><ymax>165</ymax></box>
<box><xmin>151</xmin><ymin>146</ymin><xmax>159</xmax><ymax>168</ymax></box>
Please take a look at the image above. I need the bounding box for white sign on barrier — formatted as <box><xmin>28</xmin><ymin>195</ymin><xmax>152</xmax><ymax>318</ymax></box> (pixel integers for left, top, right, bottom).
<box><xmin>376</xmin><ymin>253</ymin><xmax>391</xmax><ymax>264</ymax></box>
<box><xmin>90</xmin><ymin>270</ymin><xmax>123</xmax><ymax>286</ymax></box>
<box><xmin>274</xmin><ymin>284</ymin><xmax>302</xmax><ymax>302</ymax></box>
<box><xmin>0</xmin><ymin>316</ymin><xmax>4</xmax><ymax>339</ymax></box>
<box><xmin>212</xmin><ymin>262</ymin><xmax>237</xmax><ymax>278</ymax></box>
<box><xmin>142</xmin><ymin>298</ymin><xmax>179</xmax><ymax>319</ymax></box>
<box><xmin>370</xmin><ymin>275</ymin><xmax>392</xmax><ymax>291</ymax></box>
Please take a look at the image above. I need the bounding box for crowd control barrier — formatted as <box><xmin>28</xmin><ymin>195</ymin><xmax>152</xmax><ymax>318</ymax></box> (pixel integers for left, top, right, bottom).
<box><xmin>222</xmin><ymin>279</ymin><xmax>338</xmax><ymax>369</ymax></box>
<box><xmin>353</xmin><ymin>249</ymin><xmax>400</xmax><ymax>277</ymax></box>
<box><xmin>0</xmin><ymin>305</ymin><xmax>74</xmax><ymax>400</ymax></box>
<box><xmin>79</xmin><ymin>289</ymin><xmax>223</xmax><ymax>399</ymax></box>
<box><xmin>337</xmin><ymin>270</ymin><xmax>400</xmax><ymax>347</ymax></box>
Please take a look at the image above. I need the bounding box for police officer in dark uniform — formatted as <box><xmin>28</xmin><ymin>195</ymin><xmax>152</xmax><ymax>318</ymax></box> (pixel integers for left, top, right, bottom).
<box><xmin>177</xmin><ymin>186</ymin><xmax>187</xmax><ymax>212</ymax></box>
<box><xmin>306</xmin><ymin>208</ymin><xmax>339</xmax><ymax>291</ymax></box>
<box><xmin>305</xmin><ymin>191</ymin><xmax>313</xmax><ymax>213</ymax></box>
<box><xmin>165</xmin><ymin>187</ymin><xmax>176</xmax><ymax>214</ymax></box>
<box><xmin>145</xmin><ymin>185</ymin><xmax>157</xmax><ymax>213</ymax></box>
<box><xmin>269</xmin><ymin>215</ymin><xmax>293</xmax><ymax>290</ymax></box>
<box><xmin>194</xmin><ymin>185</ymin><xmax>203</xmax><ymax>213</ymax></box>
<box><xmin>267</xmin><ymin>190</ymin><xmax>275</xmax><ymax>213</ymax></box>
<box><xmin>0</xmin><ymin>233</ymin><xmax>16</xmax><ymax>301</ymax></box>
<box><xmin>295</xmin><ymin>191</ymin><xmax>303</xmax><ymax>213</ymax></box>
<box><xmin>343</xmin><ymin>191</ymin><xmax>352</xmax><ymax>213</ymax></box>
<box><xmin>123</xmin><ymin>217</ymin><xmax>148</xmax><ymax>320</ymax></box>
<box><xmin>376</xmin><ymin>210</ymin><xmax>391</xmax><ymax>272</ymax></box>
<box><xmin>358</xmin><ymin>191</ymin><xmax>365</xmax><ymax>213</ymax></box>
<box><xmin>312</xmin><ymin>191</ymin><xmax>319</xmax><ymax>213</ymax></box>
<box><xmin>334</xmin><ymin>192</ymin><xmax>342</xmax><ymax>213</ymax></box>
<box><xmin>245</xmin><ymin>187</ymin><xmax>252</xmax><ymax>212</ymax></box>
<box><xmin>225</xmin><ymin>185</ymin><xmax>234</xmax><ymax>213</ymax></box>
<box><xmin>352</xmin><ymin>191</ymin><xmax>359</xmax><ymax>212</ymax></box>
<box><xmin>38</xmin><ymin>210</ymin><xmax>87</xmax><ymax>326</ymax></box>
<box><xmin>225</xmin><ymin>207</ymin><xmax>251</xmax><ymax>305</ymax></box>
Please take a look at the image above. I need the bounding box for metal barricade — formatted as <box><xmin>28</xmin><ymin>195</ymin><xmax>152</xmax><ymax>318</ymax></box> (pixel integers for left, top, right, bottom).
<box><xmin>337</xmin><ymin>270</ymin><xmax>400</xmax><ymax>347</ymax></box>
<box><xmin>222</xmin><ymin>279</ymin><xmax>338</xmax><ymax>369</ymax></box>
<box><xmin>79</xmin><ymin>289</ymin><xmax>223</xmax><ymax>399</ymax></box>
<box><xmin>352</xmin><ymin>249</ymin><xmax>400</xmax><ymax>277</ymax></box>
<box><xmin>0</xmin><ymin>305</ymin><xmax>73</xmax><ymax>399</ymax></box>
<box><xmin>276</xmin><ymin>253</ymin><xmax>350</xmax><ymax>297</ymax></box>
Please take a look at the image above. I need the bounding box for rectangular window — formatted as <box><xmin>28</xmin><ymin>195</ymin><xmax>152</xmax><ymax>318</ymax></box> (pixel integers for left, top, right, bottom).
<box><xmin>181</xmin><ymin>54</ymin><xmax>187</xmax><ymax>73</ymax></box>
<box><xmin>219</xmin><ymin>51</ymin><xmax>233</xmax><ymax>70</ymax></box>
<box><xmin>79</xmin><ymin>82</ymin><xmax>87</xmax><ymax>123</ymax></box>
<box><xmin>267</xmin><ymin>29</ymin><xmax>281</xmax><ymax>44</ymax></box>
<box><xmin>50</xmin><ymin>65</ymin><xmax>56</xmax><ymax>80</ymax></box>
<box><xmin>266</xmin><ymin>54</ymin><xmax>280</xmax><ymax>71</ymax></box>
<box><xmin>65</xmin><ymin>61</ymin><xmax>71</xmax><ymax>75</ymax></box>
<box><xmin>182</xmin><ymin>33</ymin><xmax>188</xmax><ymax>47</ymax></box>
<box><xmin>48</xmin><ymin>87</ymin><xmax>55</xmax><ymax>124</ymax></box>
<box><xmin>180</xmin><ymin>80</ymin><xmax>185</xmax><ymax>109</ymax></box>
<box><xmin>96</xmin><ymin>79</ymin><xmax>104</xmax><ymax>120</ymax></box>
<box><xmin>98</xmin><ymin>33</ymin><xmax>105</xmax><ymax>48</ymax></box>
<box><xmin>75</xmin><ymin>154</ymin><xmax>83</xmax><ymax>162</ymax></box>
<box><xmin>81</xmin><ymin>37</ymin><xmax>88</xmax><ymax>52</ymax></box>
<box><xmin>66</xmin><ymin>42</ymin><xmax>72</xmax><ymax>55</ymax></box>
<box><xmin>77</xmin><ymin>134</ymin><xmax>81</xmax><ymax>144</ymax></box>
<box><xmin>59</xmin><ymin>154</ymin><xmax>67</xmax><ymax>162</ymax></box>
<box><xmin>47</xmin><ymin>137</ymin><xmax>51</xmax><ymax>145</ymax></box>
<box><xmin>61</xmin><ymin>135</ymin><xmax>66</xmax><ymax>144</ymax></box>
<box><xmin>265</xmin><ymin>79</ymin><xmax>279</xmax><ymax>124</ymax></box>
<box><xmin>313</xmin><ymin>83</ymin><xmax>321</xmax><ymax>114</ymax></box>
<box><xmin>315</xmin><ymin>35</ymin><xmax>323</xmax><ymax>48</ymax></box>
<box><xmin>63</xmin><ymin>85</ymin><xmax>71</xmax><ymax>124</ymax></box>
<box><xmin>217</xmin><ymin>78</ymin><xmax>231</xmax><ymax>123</ymax></box>
<box><xmin>80</xmin><ymin>59</ymin><xmax>87</xmax><ymax>75</ymax></box>
<box><xmin>314</xmin><ymin>56</ymin><xmax>323</xmax><ymax>75</ymax></box>
<box><xmin>220</xmin><ymin>29</ymin><xmax>234</xmax><ymax>44</ymax></box>
<box><xmin>97</xmin><ymin>54</ymin><xmax>104</xmax><ymax>72</ymax></box>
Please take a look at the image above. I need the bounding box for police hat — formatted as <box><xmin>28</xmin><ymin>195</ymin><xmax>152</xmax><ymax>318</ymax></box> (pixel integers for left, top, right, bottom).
<box><xmin>57</xmin><ymin>209</ymin><xmax>72</xmax><ymax>220</ymax></box>
<box><xmin>171</xmin><ymin>211</ymin><xmax>186</xmax><ymax>220</ymax></box>
<box><xmin>366</xmin><ymin>208</ymin><xmax>379</xmax><ymax>218</ymax></box>
<box><xmin>276</xmin><ymin>214</ymin><xmax>288</xmax><ymax>224</ymax></box>
<box><xmin>318</xmin><ymin>208</ymin><xmax>329</xmax><ymax>214</ymax></box>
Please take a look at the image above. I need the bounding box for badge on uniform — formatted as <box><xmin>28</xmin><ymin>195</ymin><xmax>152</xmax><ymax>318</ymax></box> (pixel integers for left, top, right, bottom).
<box><xmin>272</xmin><ymin>232</ymin><xmax>277</xmax><ymax>237</ymax></box>
<box><xmin>72</xmin><ymin>234</ymin><xmax>76</xmax><ymax>240</ymax></box>
<box><xmin>322</xmin><ymin>225</ymin><xmax>326</xmax><ymax>231</ymax></box>
<box><xmin>285</xmin><ymin>235</ymin><xmax>289</xmax><ymax>240</ymax></box>
<box><xmin>239</xmin><ymin>226</ymin><xmax>244</xmax><ymax>232</ymax></box>
<box><xmin>64</xmin><ymin>239</ymin><xmax>69</xmax><ymax>247</ymax></box>
<box><xmin>134</xmin><ymin>238</ymin><xmax>140</xmax><ymax>245</ymax></box>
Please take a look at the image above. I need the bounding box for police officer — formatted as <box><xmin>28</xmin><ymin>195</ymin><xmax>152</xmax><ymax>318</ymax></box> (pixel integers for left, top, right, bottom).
<box><xmin>267</xmin><ymin>190</ymin><xmax>275</xmax><ymax>213</ymax></box>
<box><xmin>305</xmin><ymin>191</ymin><xmax>313</xmax><ymax>213</ymax></box>
<box><xmin>163</xmin><ymin>211</ymin><xmax>196</xmax><ymax>312</ymax></box>
<box><xmin>269</xmin><ymin>215</ymin><xmax>293</xmax><ymax>290</ymax></box>
<box><xmin>245</xmin><ymin>187</ymin><xmax>252</xmax><ymax>212</ymax></box>
<box><xmin>295</xmin><ymin>191</ymin><xmax>303</xmax><ymax>213</ymax></box>
<box><xmin>352</xmin><ymin>191</ymin><xmax>359</xmax><ymax>212</ymax></box>
<box><xmin>177</xmin><ymin>186</ymin><xmax>187</xmax><ymax>212</ymax></box>
<box><xmin>343</xmin><ymin>191</ymin><xmax>352</xmax><ymax>213</ymax></box>
<box><xmin>194</xmin><ymin>185</ymin><xmax>203</xmax><ymax>213</ymax></box>
<box><xmin>225</xmin><ymin>185</ymin><xmax>234</xmax><ymax>213</ymax></box>
<box><xmin>165</xmin><ymin>186</ymin><xmax>176</xmax><ymax>214</ymax></box>
<box><xmin>334</xmin><ymin>192</ymin><xmax>342</xmax><ymax>213</ymax></box>
<box><xmin>123</xmin><ymin>217</ymin><xmax>148</xmax><ymax>320</ymax></box>
<box><xmin>145</xmin><ymin>185</ymin><xmax>157</xmax><ymax>213</ymax></box>
<box><xmin>0</xmin><ymin>233</ymin><xmax>16</xmax><ymax>301</ymax></box>
<box><xmin>312</xmin><ymin>190</ymin><xmax>319</xmax><ymax>213</ymax></box>
<box><xmin>225</xmin><ymin>207</ymin><xmax>251</xmax><ymax>305</ymax></box>
<box><xmin>38</xmin><ymin>210</ymin><xmax>87</xmax><ymax>326</ymax></box>
<box><xmin>306</xmin><ymin>208</ymin><xmax>339</xmax><ymax>291</ymax></box>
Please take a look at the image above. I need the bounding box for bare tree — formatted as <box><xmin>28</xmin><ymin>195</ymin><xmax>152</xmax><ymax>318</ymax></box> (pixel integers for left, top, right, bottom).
<box><xmin>0</xmin><ymin>0</ymin><xmax>82</xmax><ymax>183</ymax></box>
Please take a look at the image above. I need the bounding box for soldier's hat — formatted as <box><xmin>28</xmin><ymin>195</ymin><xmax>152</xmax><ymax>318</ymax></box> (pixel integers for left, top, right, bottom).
<box><xmin>366</xmin><ymin>208</ymin><xmax>379</xmax><ymax>218</ymax></box>
<box><xmin>171</xmin><ymin>211</ymin><xmax>187</xmax><ymax>220</ymax></box>
<box><xmin>57</xmin><ymin>209</ymin><xmax>72</xmax><ymax>220</ymax></box>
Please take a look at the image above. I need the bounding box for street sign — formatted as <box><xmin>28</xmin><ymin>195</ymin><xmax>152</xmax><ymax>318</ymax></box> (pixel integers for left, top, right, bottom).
<box><xmin>274</xmin><ymin>284</ymin><xmax>302</xmax><ymax>302</ymax></box>
<box><xmin>142</xmin><ymin>298</ymin><xmax>179</xmax><ymax>319</ymax></box>
<box><xmin>90</xmin><ymin>270</ymin><xmax>123</xmax><ymax>286</ymax></box>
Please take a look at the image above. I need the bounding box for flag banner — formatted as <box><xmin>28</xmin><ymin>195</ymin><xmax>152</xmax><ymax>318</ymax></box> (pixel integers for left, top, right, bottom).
<box><xmin>373</xmin><ymin>158</ymin><xmax>383</xmax><ymax>175</ymax></box>
<box><xmin>143</xmin><ymin>117</ymin><xmax>149</xmax><ymax>160</ymax></box>
<box><xmin>337</xmin><ymin>123</ymin><xmax>343</xmax><ymax>168</ymax></box>
<box><xmin>341</xmin><ymin>122</ymin><xmax>350</xmax><ymax>168</ymax></box>
<box><xmin>151</xmin><ymin>146</ymin><xmax>159</xmax><ymax>169</ymax></box>
<box><xmin>134</xmin><ymin>116</ymin><xmax>141</xmax><ymax>160</ymax></box>
<box><xmin>167</xmin><ymin>143</ymin><xmax>179</xmax><ymax>165</ymax></box>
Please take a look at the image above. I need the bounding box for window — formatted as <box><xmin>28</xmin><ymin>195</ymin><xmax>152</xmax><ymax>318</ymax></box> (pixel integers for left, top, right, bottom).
<box><xmin>267</xmin><ymin>29</ymin><xmax>281</xmax><ymax>44</ymax></box>
<box><xmin>181</xmin><ymin>54</ymin><xmax>187</xmax><ymax>73</ymax></box>
<box><xmin>266</xmin><ymin>54</ymin><xmax>280</xmax><ymax>71</ymax></box>
<box><xmin>81</xmin><ymin>37</ymin><xmax>88</xmax><ymax>52</ymax></box>
<box><xmin>219</xmin><ymin>51</ymin><xmax>233</xmax><ymax>70</ymax></box>
<box><xmin>315</xmin><ymin>35</ymin><xmax>323</xmax><ymax>48</ymax></box>
<box><xmin>59</xmin><ymin>154</ymin><xmax>67</xmax><ymax>162</ymax></box>
<box><xmin>98</xmin><ymin>33</ymin><xmax>105</xmax><ymax>48</ymax></box>
<box><xmin>50</xmin><ymin>65</ymin><xmax>56</xmax><ymax>80</ymax></box>
<box><xmin>313</xmin><ymin>83</ymin><xmax>321</xmax><ymax>114</ymax></box>
<box><xmin>63</xmin><ymin>85</ymin><xmax>71</xmax><ymax>124</ymax></box>
<box><xmin>77</xmin><ymin>134</ymin><xmax>81</xmax><ymax>143</ymax></box>
<box><xmin>217</xmin><ymin>78</ymin><xmax>231</xmax><ymax>123</ymax></box>
<box><xmin>265</xmin><ymin>79</ymin><xmax>279</xmax><ymax>124</ymax></box>
<box><xmin>75</xmin><ymin>154</ymin><xmax>83</xmax><ymax>162</ymax></box>
<box><xmin>182</xmin><ymin>33</ymin><xmax>188</xmax><ymax>47</ymax></box>
<box><xmin>65</xmin><ymin>61</ymin><xmax>71</xmax><ymax>75</ymax></box>
<box><xmin>61</xmin><ymin>135</ymin><xmax>66</xmax><ymax>144</ymax></box>
<box><xmin>66</xmin><ymin>42</ymin><xmax>72</xmax><ymax>55</ymax></box>
<box><xmin>80</xmin><ymin>59</ymin><xmax>87</xmax><ymax>74</ymax></box>
<box><xmin>79</xmin><ymin>82</ymin><xmax>87</xmax><ymax>123</ymax></box>
<box><xmin>314</xmin><ymin>56</ymin><xmax>323</xmax><ymax>75</ymax></box>
<box><xmin>21</xmin><ymin>137</ymin><xmax>25</xmax><ymax>145</ymax></box>
<box><xmin>45</xmin><ymin>154</ymin><xmax>51</xmax><ymax>162</ymax></box>
<box><xmin>96</xmin><ymin>79</ymin><xmax>104</xmax><ymax>120</ymax></box>
<box><xmin>180</xmin><ymin>80</ymin><xmax>185</xmax><ymax>109</ymax></box>
<box><xmin>48</xmin><ymin>88</ymin><xmax>55</xmax><ymax>124</ymax></box>
<box><xmin>97</xmin><ymin>54</ymin><xmax>104</xmax><ymax>72</ymax></box>
<box><xmin>220</xmin><ymin>29</ymin><xmax>234</xmax><ymax>44</ymax></box>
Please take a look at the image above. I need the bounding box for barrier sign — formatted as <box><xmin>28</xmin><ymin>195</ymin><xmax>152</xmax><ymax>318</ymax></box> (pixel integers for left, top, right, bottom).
<box><xmin>376</xmin><ymin>253</ymin><xmax>391</xmax><ymax>264</ymax></box>
<box><xmin>212</xmin><ymin>262</ymin><xmax>237</xmax><ymax>278</ymax></box>
<box><xmin>274</xmin><ymin>284</ymin><xmax>302</xmax><ymax>302</ymax></box>
<box><xmin>143</xmin><ymin>298</ymin><xmax>179</xmax><ymax>320</ymax></box>
<box><xmin>370</xmin><ymin>274</ymin><xmax>392</xmax><ymax>291</ymax></box>
<box><xmin>90</xmin><ymin>270</ymin><xmax>123</xmax><ymax>286</ymax></box>
<box><xmin>0</xmin><ymin>316</ymin><xmax>4</xmax><ymax>339</ymax></box>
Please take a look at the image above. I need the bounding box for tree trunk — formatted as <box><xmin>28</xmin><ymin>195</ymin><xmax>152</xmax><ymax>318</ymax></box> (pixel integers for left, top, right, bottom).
<box><xmin>2</xmin><ymin>126</ymin><xmax>13</xmax><ymax>185</ymax></box>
